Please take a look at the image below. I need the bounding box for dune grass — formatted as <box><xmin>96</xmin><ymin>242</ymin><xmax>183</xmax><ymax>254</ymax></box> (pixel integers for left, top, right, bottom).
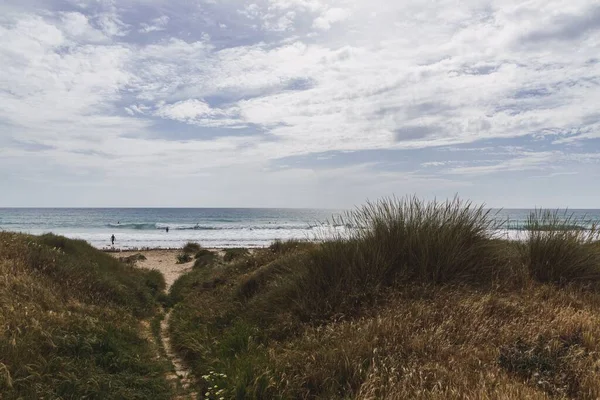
<box><xmin>0</xmin><ymin>232</ymin><xmax>173</xmax><ymax>399</ymax></box>
<box><xmin>183</xmin><ymin>241</ymin><xmax>202</xmax><ymax>254</ymax></box>
<box><xmin>223</xmin><ymin>247</ymin><xmax>250</xmax><ymax>262</ymax></box>
<box><xmin>167</xmin><ymin>197</ymin><xmax>600</xmax><ymax>399</ymax></box>
<box><xmin>522</xmin><ymin>209</ymin><xmax>600</xmax><ymax>284</ymax></box>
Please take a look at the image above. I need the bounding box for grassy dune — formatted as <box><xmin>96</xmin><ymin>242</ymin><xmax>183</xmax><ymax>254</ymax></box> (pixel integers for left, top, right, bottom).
<box><xmin>168</xmin><ymin>197</ymin><xmax>600</xmax><ymax>399</ymax></box>
<box><xmin>0</xmin><ymin>232</ymin><xmax>173</xmax><ymax>399</ymax></box>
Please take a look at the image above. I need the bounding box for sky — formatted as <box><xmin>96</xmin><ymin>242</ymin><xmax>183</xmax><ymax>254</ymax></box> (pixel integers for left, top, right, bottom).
<box><xmin>1</xmin><ymin>0</ymin><xmax>600</xmax><ymax>208</ymax></box>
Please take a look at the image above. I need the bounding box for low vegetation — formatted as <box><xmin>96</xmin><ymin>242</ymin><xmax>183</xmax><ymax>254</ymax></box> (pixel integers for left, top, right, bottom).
<box><xmin>182</xmin><ymin>242</ymin><xmax>202</xmax><ymax>254</ymax></box>
<box><xmin>522</xmin><ymin>209</ymin><xmax>600</xmax><ymax>284</ymax></box>
<box><xmin>168</xmin><ymin>196</ymin><xmax>600</xmax><ymax>399</ymax></box>
<box><xmin>0</xmin><ymin>232</ymin><xmax>173</xmax><ymax>399</ymax></box>
<box><xmin>5</xmin><ymin>196</ymin><xmax>600</xmax><ymax>399</ymax></box>
<box><xmin>223</xmin><ymin>247</ymin><xmax>250</xmax><ymax>262</ymax></box>
<box><xmin>176</xmin><ymin>252</ymin><xmax>193</xmax><ymax>264</ymax></box>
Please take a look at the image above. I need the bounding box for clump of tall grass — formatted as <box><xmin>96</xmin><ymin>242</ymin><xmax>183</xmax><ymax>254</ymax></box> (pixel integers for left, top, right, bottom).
<box><xmin>176</xmin><ymin>253</ymin><xmax>193</xmax><ymax>264</ymax></box>
<box><xmin>269</xmin><ymin>239</ymin><xmax>314</xmax><ymax>255</ymax></box>
<box><xmin>244</xmin><ymin>196</ymin><xmax>505</xmax><ymax>324</ymax></box>
<box><xmin>182</xmin><ymin>242</ymin><xmax>202</xmax><ymax>254</ymax></box>
<box><xmin>338</xmin><ymin>195</ymin><xmax>502</xmax><ymax>283</ymax></box>
<box><xmin>223</xmin><ymin>247</ymin><xmax>250</xmax><ymax>262</ymax></box>
<box><xmin>522</xmin><ymin>209</ymin><xmax>600</xmax><ymax>283</ymax></box>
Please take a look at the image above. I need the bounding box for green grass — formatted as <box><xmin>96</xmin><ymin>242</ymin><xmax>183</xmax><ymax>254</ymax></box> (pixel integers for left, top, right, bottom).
<box><xmin>223</xmin><ymin>247</ymin><xmax>250</xmax><ymax>262</ymax></box>
<box><xmin>176</xmin><ymin>252</ymin><xmax>193</xmax><ymax>264</ymax></box>
<box><xmin>166</xmin><ymin>197</ymin><xmax>600</xmax><ymax>399</ymax></box>
<box><xmin>0</xmin><ymin>232</ymin><xmax>173</xmax><ymax>399</ymax></box>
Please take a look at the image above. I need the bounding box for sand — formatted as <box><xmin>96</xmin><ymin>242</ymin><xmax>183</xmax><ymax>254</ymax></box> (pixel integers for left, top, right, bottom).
<box><xmin>112</xmin><ymin>249</ymin><xmax>203</xmax><ymax>289</ymax></box>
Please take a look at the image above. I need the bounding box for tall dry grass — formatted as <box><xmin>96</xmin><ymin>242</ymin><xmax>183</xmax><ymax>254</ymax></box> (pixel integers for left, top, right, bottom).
<box><xmin>522</xmin><ymin>209</ymin><xmax>600</xmax><ymax>283</ymax></box>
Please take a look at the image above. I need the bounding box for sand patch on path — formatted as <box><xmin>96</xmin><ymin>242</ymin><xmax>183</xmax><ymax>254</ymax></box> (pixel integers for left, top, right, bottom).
<box><xmin>111</xmin><ymin>249</ymin><xmax>202</xmax><ymax>399</ymax></box>
<box><xmin>115</xmin><ymin>249</ymin><xmax>191</xmax><ymax>289</ymax></box>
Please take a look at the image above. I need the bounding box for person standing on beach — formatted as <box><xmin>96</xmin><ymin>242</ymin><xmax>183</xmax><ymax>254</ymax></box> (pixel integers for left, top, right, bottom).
<box><xmin>111</xmin><ymin>234</ymin><xmax>115</xmax><ymax>245</ymax></box>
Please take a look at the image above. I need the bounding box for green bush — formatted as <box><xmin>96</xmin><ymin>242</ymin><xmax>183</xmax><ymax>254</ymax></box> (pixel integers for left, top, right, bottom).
<box><xmin>193</xmin><ymin>252</ymin><xmax>217</xmax><ymax>269</ymax></box>
<box><xmin>195</xmin><ymin>249</ymin><xmax>213</xmax><ymax>259</ymax></box>
<box><xmin>521</xmin><ymin>210</ymin><xmax>600</xmax><ymax>283</ymax></box>
<box><xmin>176</xmin><ymin>253</ymin><xmax>193</xmax><ymax>264</ymax></box>
<box><xmin>183</xmin><ymin>242</ymin><xmax>202</xmax><ymax>254</ymax></box>
<box><xmin>224</xmin><ymin>248</ymin><xmax>250</xmax><ymax>262</ymax></box>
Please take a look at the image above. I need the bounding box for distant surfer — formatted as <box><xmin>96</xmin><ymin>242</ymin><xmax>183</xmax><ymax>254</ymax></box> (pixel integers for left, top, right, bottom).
<box><xmin>166</xmin><ymin>227</ymin><xmax>169</xmax><ymax>233</ymax></box>
<box><xmin>111</xmin><ymin>234</ymin><xmax>115</xmax><ymax>246</ymax></box>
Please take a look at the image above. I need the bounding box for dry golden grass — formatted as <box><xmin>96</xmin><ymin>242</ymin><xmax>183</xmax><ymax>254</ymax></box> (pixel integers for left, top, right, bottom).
<box><xmin>269</xmin><ymin>284</ymin><xmax>600</xmax><ymax>399</ymax></box>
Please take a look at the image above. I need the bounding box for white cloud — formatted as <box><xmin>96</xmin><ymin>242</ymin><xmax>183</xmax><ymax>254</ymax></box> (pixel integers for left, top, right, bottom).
<box><xmin>2</xmin><ymin>0</ymin><xmax>600</xmax><ymax>206</ymax></box>
<box><xmin>139</xmin><ymin>15</ymin><xmax>169</xmax><ymax>33</ymax></box>
<box><xmin>312</xmin><ymin>7</ymin><xmax>349</xmax><ymax>30</ymax></box>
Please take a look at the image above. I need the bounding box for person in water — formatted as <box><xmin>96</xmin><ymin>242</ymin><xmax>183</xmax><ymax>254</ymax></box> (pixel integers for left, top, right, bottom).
<box><xmin>166</xmin><ymin>227</ymin><xmax>169</xmax><ymax>233</ymax></box>
<box><xmin>111</xmin><ymin>234</ymin><xmax>115</xmax><ymax>245</ymax></box>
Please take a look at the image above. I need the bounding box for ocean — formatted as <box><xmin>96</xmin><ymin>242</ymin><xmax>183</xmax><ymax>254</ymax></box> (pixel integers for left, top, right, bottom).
<box><xmin>0</xmin><ymin>208</ymin><xmax>344</xmax><ymax>249</ymax></box>
<box><xmin>1</xmin><ymin>208</ymin><xmax>599</xmax><ymax>250</ymax></box>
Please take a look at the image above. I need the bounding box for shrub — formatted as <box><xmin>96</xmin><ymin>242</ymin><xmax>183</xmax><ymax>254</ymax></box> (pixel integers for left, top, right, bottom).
<box><xmin>193</xmin><ymin>252</ymin><xmax>217</xmax><ymax>269</ymax></box>
<box><xmin>522</xmin><ymin>210</ymin><xmax>600</xmax><ymax>283</ymax></box>
<box><xmin>183</xmin><ymin>242</ymin><xmax>202</xmax><ymax>254</ymax></box>
<box><xmin>224</xmin><ymin>248</ymin><xmax>250</xmax><ymax>262</ymax></box>
<box><xmin>176</xmin><ymin>253</ymin><xmax>193</xmax><ymax>264</ymax></box>
<box><xmin>195</xmin><ymin>249</ymin><xmax>213</xmax><ymax>259</ymax></box>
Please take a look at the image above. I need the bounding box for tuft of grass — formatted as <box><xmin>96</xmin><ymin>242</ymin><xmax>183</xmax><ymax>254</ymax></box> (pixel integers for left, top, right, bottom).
<box><xmin>269</xmin><ymin>239</ymin><xmax>315</xmax><ymax>255</ymax></box>
<box><xmin>183</xmin><ymin>242</ymin><xmax>202</xmax><ymax>254</ymax></box>
<box><xmin>223</xmin><ymin>247</ymin><xmax>250</xmax><ymax>262</ymax></box>
<box><xmin>119</xmin><ymin>252</ymin><xmax>147</xmax><ymax>265</ymax></box>
<box><xmin>522</xmin><ymin>209</ymin><xmax>600</xmax><ymax>284</ymax></box>
<box><xmin>176</xmin><ymin>253</ymin><xmax>193</xmax><ymax>264</ymax></box>
<box><xmin>193</xmin><ymin>252</ymin><xmax>218</xmax><ymax>269</ymax></box>
<box><xmin>195</xmin><ymin>249</ymin><xmax>213</xmax><ymax>259</ymax></box>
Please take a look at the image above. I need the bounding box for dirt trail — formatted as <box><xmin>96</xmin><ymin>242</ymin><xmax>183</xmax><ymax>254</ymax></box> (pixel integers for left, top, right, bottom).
<box><xmin>113</xmin><ymin>249</ymin><xmax>198</xmax><ymax>399</ymax></box>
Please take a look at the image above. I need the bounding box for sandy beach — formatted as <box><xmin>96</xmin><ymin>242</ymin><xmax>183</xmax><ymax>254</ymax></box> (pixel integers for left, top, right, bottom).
<box><xmin>110</xmin><ymin>249</ymin><xmax>205</xmax><ymax>289</ymax></box>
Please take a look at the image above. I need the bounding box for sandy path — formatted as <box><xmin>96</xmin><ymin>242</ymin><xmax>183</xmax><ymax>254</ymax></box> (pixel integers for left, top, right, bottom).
<box><xmin>116</xmin><ymin>249</ymin><xmax>192</xmax><ymax>289</ymax></box>
<box><xmin>112</xmin><ymin>249</ymin><xmax>198</xmax><ymax>399</ymax></box>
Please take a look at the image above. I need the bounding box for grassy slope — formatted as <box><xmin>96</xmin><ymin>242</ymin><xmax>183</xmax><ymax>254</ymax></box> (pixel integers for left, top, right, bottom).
<box><xmin>168</xmin><ymin>199</ymin><xmax>600</xmax><ymax>400</ymax></box>
<box><xmin>0</xmin><ymin>232</ymin><xmax>173</xmax><ymax>399</ymax></box>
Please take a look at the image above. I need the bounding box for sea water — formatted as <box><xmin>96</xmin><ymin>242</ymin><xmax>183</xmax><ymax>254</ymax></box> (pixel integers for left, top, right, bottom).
<box><xmin>0</xmin><ymin>208</ymin><xmax>344</xmax><ymax>249</ymax></box>
<box><xmin>1</xmin><ymin>208</ymin><xmax>599</xmax><ymax>250</ymax></box>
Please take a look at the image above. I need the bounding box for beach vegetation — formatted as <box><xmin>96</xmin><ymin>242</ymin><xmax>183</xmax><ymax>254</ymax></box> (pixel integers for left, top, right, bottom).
<box><xmin>183</xmin><ymin>241</ymin><xmax>202</xmax><ymax>254</ymax></box>
<box><xmin>176</xmin><ymin>252</ymin><xmax>193</xmax><ymax>264</ymax></box>
<box><xmin>223</xmin><ymin>247</ymin><xmax>250</xmax><ymax>262</ymax></box>
<box><xmin>167</xmin><ymin>197</ymin><xmax>600</xmax><ymax>399</ymax></box>
<box><xmin>0</xmin><ymin>232</ymin><xmax>173</xmax><ymax>399</ymax></box>
<box><xmin>521</xmin><ymin>209</ymin><xmax>600</xmax><ymax>284</ymax></box>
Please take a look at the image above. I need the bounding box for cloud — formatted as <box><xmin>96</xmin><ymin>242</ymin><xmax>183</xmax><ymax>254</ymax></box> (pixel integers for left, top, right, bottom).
<box><xmin>1</xmin><ymin>0</ymin><xmax>600</xmax><ymax>207</ymax></box>
<box><xmin>312</xmin><ymin>7</ymin><xmax>349</xmax><ymax>30</ymax></box>
<box><xmin>521</xmin><ymin>4</ymin><xmax>600</xmax><ymax>43</ymax></box>
<box><xmin>139</xmin><ymin>15</ymin><xmax>169</xmax><ymax>33</ymax></box>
